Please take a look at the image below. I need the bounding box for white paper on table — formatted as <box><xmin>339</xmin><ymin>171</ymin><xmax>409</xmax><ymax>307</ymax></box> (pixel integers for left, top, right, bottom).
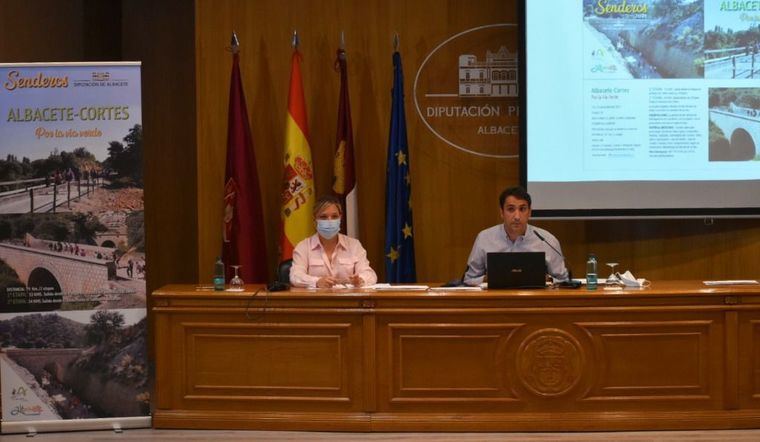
<box><xmin>703</xmin><ymin>280</ymin><xmax>759</xmax><ymax>286</ymax></box>
<box><xmin>429</xmin><ymin>286</ymin><xmax>482</xmax><ymax>291</ymax></box>
<box><xmin>366</xmin><ymin>284</ymin><xmax>429</xmax><ymax>290</ymax></box>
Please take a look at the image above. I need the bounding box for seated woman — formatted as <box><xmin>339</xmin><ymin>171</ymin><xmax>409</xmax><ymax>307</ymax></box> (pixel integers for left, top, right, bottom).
<box><xmin>290</xmin><ymin>195</ymin><xmax>377</xmax><ymax>288</ymax></box>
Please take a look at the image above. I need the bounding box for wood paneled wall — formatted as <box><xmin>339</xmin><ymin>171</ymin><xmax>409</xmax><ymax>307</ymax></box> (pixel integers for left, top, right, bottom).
<box><xmin>122</xmin><ymin>0</ymin><xmax>199</xmax><ymax>294</ymax></box>
<box><xmin>539</xmin><ymin>218</ymin><xmax>760</xmax><ymax>281</ymax></box>
<box><xmin>0</xmin><ymin>0</ymin><xmax>85</xmax><ymax>62</ymax></box>
<box><xmin>195</xmin><ymin>0</ymin><xmax>759</xmax><ymax>282</ymax></box>
<box><xmin>1</xmin><ymin>1</ymin><xmax>757</xmax><ymax>288</ymax></box>
<box><xmin>195</xmin><ymin>0</ymin><xmax>521</xmax><ymax>282</ymax></box>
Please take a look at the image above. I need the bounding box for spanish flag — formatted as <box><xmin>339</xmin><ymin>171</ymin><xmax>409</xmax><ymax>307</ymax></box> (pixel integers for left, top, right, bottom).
<box><xmin>279</xmin><ymin>47</ymin><xmax>315</xmax><ymax>262</ymax></box>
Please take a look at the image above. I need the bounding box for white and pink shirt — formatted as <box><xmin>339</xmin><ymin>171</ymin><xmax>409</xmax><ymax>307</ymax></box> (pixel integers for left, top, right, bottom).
<box><xmin>290</xmin><ymin>233</ymin><xmax>377</xmax><ymax>288</ymax></box>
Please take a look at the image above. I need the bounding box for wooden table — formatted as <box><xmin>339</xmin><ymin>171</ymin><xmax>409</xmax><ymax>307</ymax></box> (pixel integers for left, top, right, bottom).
<box><xmin>152</xmin><ymin>281</ymin><xmax>760</xmax><ymax>431</ymax></box>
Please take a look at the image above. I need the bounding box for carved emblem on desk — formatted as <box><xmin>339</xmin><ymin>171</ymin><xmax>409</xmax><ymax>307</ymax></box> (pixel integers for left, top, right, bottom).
<box><xmin>516</xmin><ymin>328</ymin><xmax>583</xmax><ymax>397</ymax></box>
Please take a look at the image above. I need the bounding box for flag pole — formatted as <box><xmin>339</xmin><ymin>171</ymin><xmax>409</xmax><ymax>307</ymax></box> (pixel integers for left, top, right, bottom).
<box><xmin>292</xmin><ymin>30</ymin><xmax>299</xmax><ymax>49</ymax></box>
<box><xmin>393</xmin><ymin>33</ymin><xmax>399</xmax><ymax>51</ymax></box>
<box><xmin>230</xmin><ymin>31</ymin><xmax>240</xmax><ymax>54</ymax></box>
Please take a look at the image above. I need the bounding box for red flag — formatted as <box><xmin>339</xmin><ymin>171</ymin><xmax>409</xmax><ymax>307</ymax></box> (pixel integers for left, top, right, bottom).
<box><xmin>222</xmin><ymin>49</ymin><xmax>268</xmax><ymax>283</ymax></box>
<box><xmin>332</xmin><ymin>48</ymin><xmax>358</xmax><ymax>236</ymax></box>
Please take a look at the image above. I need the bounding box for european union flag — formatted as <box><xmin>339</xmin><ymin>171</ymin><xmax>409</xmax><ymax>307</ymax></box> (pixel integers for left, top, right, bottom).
<box><xmin>384</xmin><ymin>51</ymin><xmax>416</xmax><ymax>283</ymax></box>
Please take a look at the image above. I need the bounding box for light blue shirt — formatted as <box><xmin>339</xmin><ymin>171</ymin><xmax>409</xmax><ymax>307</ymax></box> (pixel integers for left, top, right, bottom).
<box><xmin>463</xmin><ymin>224</ymin><xmax>569</xmax><ymax>285</ymax></box>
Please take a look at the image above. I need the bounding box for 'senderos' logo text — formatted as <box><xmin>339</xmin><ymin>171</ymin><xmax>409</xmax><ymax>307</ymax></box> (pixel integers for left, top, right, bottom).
<box><xmin>594</xmin><ymin>0</ymin><xmax>648</xmax><ymax>16</ymax></box>
<box><xmin>4</xmin><ymin>70</ymin><xmax>69</xmax><ymax>91</ymax></box>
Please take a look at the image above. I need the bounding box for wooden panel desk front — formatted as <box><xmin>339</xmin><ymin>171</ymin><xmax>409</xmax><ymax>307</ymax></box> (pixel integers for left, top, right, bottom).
<box><xmin>152</xmin><ymin>282</ymin><xmax>760</xmax><ymax>431</ymax></box>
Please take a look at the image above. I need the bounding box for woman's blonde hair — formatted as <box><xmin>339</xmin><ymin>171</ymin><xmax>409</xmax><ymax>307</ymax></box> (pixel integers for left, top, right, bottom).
<box><xmin>313</xmin><ymin>194</ymin><xmax>343</xmax><ymax>217</ymax></box>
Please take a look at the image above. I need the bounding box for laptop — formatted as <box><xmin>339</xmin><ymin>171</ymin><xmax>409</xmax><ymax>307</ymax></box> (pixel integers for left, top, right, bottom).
<box><xmin>486</xmin><ymin>252</ymin><xmax>547</xmax><ymax>289</ymax></box>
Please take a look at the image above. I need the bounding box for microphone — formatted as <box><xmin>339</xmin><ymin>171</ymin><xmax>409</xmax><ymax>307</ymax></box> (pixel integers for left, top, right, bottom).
<box><xmin>267</xmin><ymin>281</ymin><xmax>289</xmax><ymax>292</ymax></box>
<box><xmin>441</xmin><ymin>264</ymin><xmax>469</xmax><ymax>287</ymax></box>
<box><xmin>533</xmin><ymin>230</ymin><xmax>580</xmax><ymax>288</ymax></box>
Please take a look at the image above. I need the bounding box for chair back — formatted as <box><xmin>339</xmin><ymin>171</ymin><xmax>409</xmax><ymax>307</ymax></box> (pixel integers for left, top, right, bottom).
<box><xmin>277</xmin><ymin>259</ymin><xmax>293</xmax><ymax>285</ymax></box>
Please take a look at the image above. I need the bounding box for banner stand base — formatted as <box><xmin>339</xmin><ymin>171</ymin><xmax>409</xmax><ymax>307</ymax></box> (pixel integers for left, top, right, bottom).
<box><xmin>1</xmin><ymin>416</ymin><xmax>151</xmax><ymax>435</ymax></box>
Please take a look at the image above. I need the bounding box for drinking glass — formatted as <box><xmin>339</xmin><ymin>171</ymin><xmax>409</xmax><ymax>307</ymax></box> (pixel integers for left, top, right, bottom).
<box><xmin>605</xmin><ymin>262</ymin><xmax>622</xmax><ymax>285</ymax></box>
<box><xmin>229</xmin><ymin>265</ymin><xmax>244</xmax><ymax>291</ymax></box>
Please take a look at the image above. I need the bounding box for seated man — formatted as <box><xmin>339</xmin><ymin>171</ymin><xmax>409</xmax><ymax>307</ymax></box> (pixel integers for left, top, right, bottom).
<box><xmin>463</xmin><ymin>186</ymin><xmax>568</xmax><ymax>286</ymax></box>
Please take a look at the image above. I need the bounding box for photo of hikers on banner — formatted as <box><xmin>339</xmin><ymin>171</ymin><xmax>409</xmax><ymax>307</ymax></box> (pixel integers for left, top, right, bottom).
<box><xmin>0</xmin><ymin>124</ymin><xmax>146</xmax><ymax>311</ymax></box>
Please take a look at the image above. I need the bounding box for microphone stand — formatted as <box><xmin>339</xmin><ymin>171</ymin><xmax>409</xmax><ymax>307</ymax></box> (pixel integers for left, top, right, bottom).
<box><xmin>534</xmin><ymin>230</ymin><xmax>581</xmax><ymax>288</ymax></box>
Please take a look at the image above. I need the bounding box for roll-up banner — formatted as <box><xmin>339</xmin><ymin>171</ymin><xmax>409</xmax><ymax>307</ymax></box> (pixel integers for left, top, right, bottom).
<box><xmin>0</xmin><ymin>63</ymin><xmax>149</xmax><ymax>434</ymax></box>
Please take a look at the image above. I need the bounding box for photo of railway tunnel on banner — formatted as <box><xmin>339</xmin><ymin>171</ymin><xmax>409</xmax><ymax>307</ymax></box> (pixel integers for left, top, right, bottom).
<box><xmin>0</xmin><ymin>63</ymin><xmax>149</xmax><ymax>433</ymax></box>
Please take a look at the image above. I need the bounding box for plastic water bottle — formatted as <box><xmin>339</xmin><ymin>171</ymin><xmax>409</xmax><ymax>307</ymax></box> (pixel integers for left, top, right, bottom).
<box><xmin>586</xmin><ymin>253</ymin><xmax>597</xmax><ymax>291</ymax></box>
<box><xmin>213</xmin><ymin>257</ymin><xmax>225</xmax><ymax>291</ymax></box>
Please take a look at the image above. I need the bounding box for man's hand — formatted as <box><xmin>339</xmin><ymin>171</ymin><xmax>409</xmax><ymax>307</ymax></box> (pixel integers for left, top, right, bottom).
<box><xmin>316</xmin><ymin>276</ymin><xmax>338</xmax><ymax>288</ymax></box>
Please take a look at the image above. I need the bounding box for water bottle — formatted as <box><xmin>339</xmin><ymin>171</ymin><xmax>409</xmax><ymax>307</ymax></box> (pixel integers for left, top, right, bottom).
<box><xmin>586</xmin><ymin>253</ymin><xmax>597</xmax><ymax>291</ymax></box>
<box><xmin>213</xmin><ymin>256</ymin><xmax>225</xmax><ymax>291</ymax></box>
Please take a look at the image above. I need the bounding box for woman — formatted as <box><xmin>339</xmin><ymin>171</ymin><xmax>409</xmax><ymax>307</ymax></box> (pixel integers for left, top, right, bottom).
<box><xmin>290</xmin><ymin>195</ymin><xmax>377</xmax><ymax>288</ymax></box>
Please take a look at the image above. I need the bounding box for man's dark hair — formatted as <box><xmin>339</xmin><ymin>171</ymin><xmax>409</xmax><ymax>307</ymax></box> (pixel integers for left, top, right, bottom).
<box><xmin>499</xmin><ymin>186</ymin><xmax>531</xmax><ymax>208</ymax></box>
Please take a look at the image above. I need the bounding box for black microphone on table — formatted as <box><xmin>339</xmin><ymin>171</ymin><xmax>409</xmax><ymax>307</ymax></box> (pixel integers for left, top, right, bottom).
<box><xmin>534</xmin><ymin>230</ymin><xmax>581</xmax><ymax>288</ymax></box>
<box><xmin>267</xmin><ymin>280</ymin><xmax>289</xmax><ymax>292</ymax></box>
<box><xmin>441</xmin><ymin>264</ymin><xmax>469</xmax><ymax>287</ymax></box>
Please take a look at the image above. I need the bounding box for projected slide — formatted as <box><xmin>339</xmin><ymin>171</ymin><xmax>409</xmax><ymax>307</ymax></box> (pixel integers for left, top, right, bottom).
<box><xmin>525</xmin><ymin>0</ymin><xmax>760</xmax><ymax>214</ymax></box>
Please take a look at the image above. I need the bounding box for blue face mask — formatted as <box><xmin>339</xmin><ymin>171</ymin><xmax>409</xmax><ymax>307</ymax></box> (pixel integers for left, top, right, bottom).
<box><xmin>316</xmin><ymin>219</ymin><xmax>341</xmax><ymax>239</ymax></box>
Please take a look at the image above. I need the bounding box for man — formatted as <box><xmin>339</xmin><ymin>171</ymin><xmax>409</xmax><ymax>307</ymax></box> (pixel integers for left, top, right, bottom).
<box><xmin>463</xmin><ymin>186</ymin><xmax>568</xmax><ymax>286</ymax></box>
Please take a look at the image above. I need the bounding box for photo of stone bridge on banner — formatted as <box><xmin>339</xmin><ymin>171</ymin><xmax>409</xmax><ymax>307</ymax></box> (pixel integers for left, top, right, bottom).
<box><xmin>0</xmin><ymin>181</ymin><xmax>146</xmax><ymax>310</ymax></box>
<box><xmin>0</xmin><ymin>230</ymin><xmax>144</xmax><ymax>308</ymax></box>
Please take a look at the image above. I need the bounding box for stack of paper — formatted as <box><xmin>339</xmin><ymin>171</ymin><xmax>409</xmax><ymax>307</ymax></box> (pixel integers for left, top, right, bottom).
<box><xmin>366</xmin><ymin>284</ymin><xmax>430</xmax><ymax>290</ymax></box>
<box><xmin>429</xmin><ymin>286</ymin><xmax>482</xmax><ymax>292</ymax></box>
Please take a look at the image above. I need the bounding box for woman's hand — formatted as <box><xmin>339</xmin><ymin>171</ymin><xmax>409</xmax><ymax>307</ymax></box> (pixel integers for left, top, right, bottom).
<box><xmin>349</xmin><ymin>274</ymin><xmax>364</xmax><ymax>287</ymax></box>
<box><xmin>316</xmin><ymin>276</ymin><xmax>338</xmax><ymax>288</ymax></box>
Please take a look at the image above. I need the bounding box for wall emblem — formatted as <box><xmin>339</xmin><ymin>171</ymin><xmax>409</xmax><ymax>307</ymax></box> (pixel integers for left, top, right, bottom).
<box><xmin>414</xmin><ymin>24</ymin><xmax>519</xmax><ymax>158</ymax></box>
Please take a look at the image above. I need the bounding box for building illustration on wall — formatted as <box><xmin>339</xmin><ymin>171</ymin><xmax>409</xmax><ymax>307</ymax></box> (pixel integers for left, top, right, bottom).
<box><xmin>458</xmin><ymin>46</ymin><xmax>517</xmax><ymax>97</ymax></box>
